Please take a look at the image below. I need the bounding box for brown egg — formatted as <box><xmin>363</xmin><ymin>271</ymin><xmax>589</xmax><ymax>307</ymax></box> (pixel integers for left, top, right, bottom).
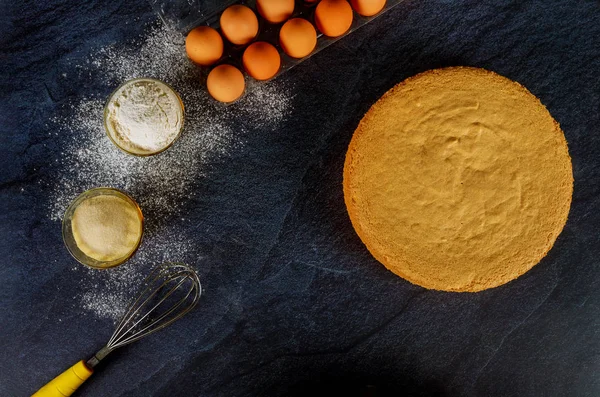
<box><xmin>220</xmin><ymin>5</ymin><xmax>259</xmax><ymax>46</ymax></box>
<box><xmin>185</xmin><ymin>26</ymin><xmax>224</xmax><ymax>66</ymax></box>
<box><xmin>315</xmin><ymin>0</ymin><xmax>354</xmax><ymax>38</ymax></box>
<box><xmin>350</xmin><ymin>0</ymin><xmax>386</xmax><ymax>16</ymax></box>
<box><xmin>256</xmin><ymin>0</ymin><xmax>295</xmax><ymax>24</ymax></box>
<box><xmin>279</xmin><ymin>18</ymin><xmax>317</xmax><ymax>59</ymax></box>
<box><xmin>207</xmin><ymin>64</ymin><xmax>245</xmax><ymax>103</ymax></box>
<box><xmin>243</xmin><ymin>42</ymin><xmax>281</xmax><ymax>81</ymax></box>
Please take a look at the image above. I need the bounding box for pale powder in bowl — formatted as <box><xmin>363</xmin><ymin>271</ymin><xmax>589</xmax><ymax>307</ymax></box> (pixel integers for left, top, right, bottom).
<box><xmin>72</xmin><ymin>194</ymin><xmax>143</xmax><ymax>262</ymax></box>
<box><xmin>104</xmin><ymin>78</ymin><xmax>184</xmax><ymax>156</ymax></box>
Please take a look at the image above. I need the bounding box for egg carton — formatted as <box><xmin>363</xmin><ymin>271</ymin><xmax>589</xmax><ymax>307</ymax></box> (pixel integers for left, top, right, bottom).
<box><xmin>148</xmin><ymin>0</ymin><xmax>405</xmax><ymax>97</ymax></box>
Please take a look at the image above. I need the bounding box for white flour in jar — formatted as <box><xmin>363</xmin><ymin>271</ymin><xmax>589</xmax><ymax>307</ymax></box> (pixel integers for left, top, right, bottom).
<box><xmin>105</xmin><ymin>78</ymin><xmax>184</xmax><ymax>155</ymax></box>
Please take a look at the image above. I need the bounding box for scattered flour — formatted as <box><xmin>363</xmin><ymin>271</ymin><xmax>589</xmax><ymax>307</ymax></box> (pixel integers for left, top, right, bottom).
<box><xmin>78</xmin><ymin>223</ymin><xmax>196</xmax><ymax>321</ymax></box>
<box><xmin>48</xmin><ymin>22</ymin><xmax>294</xmax><ymax>321</ymax></box>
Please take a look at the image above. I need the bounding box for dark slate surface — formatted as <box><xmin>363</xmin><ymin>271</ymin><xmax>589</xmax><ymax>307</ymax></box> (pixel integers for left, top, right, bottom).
<box><xmin>2</xmin><ymin>0</ymin><xmax>600</xmax><ymax>396</ymax></box>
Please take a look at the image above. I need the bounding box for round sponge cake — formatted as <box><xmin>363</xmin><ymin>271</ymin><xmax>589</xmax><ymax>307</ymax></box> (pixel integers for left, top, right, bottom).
<box><xmin>343</xmin><ymin>67</ymin><xmax>573</xmax><ymax>292</ymax></box>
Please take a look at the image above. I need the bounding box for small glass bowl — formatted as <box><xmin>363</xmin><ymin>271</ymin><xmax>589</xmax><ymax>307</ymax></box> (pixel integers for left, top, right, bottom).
<box><xmin>62</xmin><ymin>187</ymin><xmax>144</xmax><ymax>269</ymax></box>
<box><xmin>104</xmin><ymin>78</ymin><xmax>185</xmax><ymax>157</ymax></box>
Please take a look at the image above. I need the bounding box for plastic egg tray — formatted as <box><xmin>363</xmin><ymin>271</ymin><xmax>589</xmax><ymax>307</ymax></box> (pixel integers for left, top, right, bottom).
<box><xmin>148</xmin><ymin>0</ymin><xmax>405</xmax><ymax>100</ymax></box>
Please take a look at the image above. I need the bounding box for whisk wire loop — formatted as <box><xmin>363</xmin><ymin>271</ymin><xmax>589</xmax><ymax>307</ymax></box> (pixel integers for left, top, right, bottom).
<box><xmin>87</xmin><ymin>263</ymin><xmax>200</xmax><ymax>368</ymax></box>
<box><xmin>112</xmin><ymin>275</ymin><xmax>191</xmax><ymax>348</ymax></box>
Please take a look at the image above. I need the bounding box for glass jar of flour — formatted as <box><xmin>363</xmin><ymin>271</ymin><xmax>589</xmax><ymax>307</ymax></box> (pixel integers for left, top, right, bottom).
<box><xmin>104</xmin><ymin>78</ymin><xmax>185</xmax><ymax>156</ymax></box>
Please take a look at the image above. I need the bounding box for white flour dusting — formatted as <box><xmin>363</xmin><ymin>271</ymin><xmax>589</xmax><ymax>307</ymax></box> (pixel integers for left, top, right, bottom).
<box><xmin>49</xmin><ymin>22</ymin><xmax>293</xmax><ymax>321</ymax></box>
<box><xmin>78</xmin><ymin>223</ymin><xmax>196</xmax><ymax>321</ymax></box>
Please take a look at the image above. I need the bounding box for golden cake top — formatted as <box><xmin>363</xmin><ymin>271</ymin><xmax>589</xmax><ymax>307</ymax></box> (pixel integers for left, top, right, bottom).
<box><xmin>343</xmin><ymin>67</ymin><xmax>573</xmax><ymax>292</ymax></box>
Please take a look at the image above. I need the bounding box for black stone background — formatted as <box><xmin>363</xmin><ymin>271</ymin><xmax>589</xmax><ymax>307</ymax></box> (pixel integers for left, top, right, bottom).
<box><xmin>1</xmin><ymin>0</ymin><xmax>600</xmax><ymax>396</ymax></box>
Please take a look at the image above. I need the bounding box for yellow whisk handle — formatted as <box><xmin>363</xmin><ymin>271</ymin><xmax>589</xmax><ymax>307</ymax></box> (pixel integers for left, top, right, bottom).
<box><xmin>32</xmin><ymin>360</ymin><xmax>93</xmax><ymax>397</ymax></box>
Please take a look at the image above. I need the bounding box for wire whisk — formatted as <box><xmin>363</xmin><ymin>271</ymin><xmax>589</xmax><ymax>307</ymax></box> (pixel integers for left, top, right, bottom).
<box><xmin>87</xmin><ymin>262</ymin><xmax>201</xmax><ymax>368</ymax></box>
<box><xmin>33</xmin><ymin>262</ymin><xmax>201</xmax><ymax>397</ymax></box>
